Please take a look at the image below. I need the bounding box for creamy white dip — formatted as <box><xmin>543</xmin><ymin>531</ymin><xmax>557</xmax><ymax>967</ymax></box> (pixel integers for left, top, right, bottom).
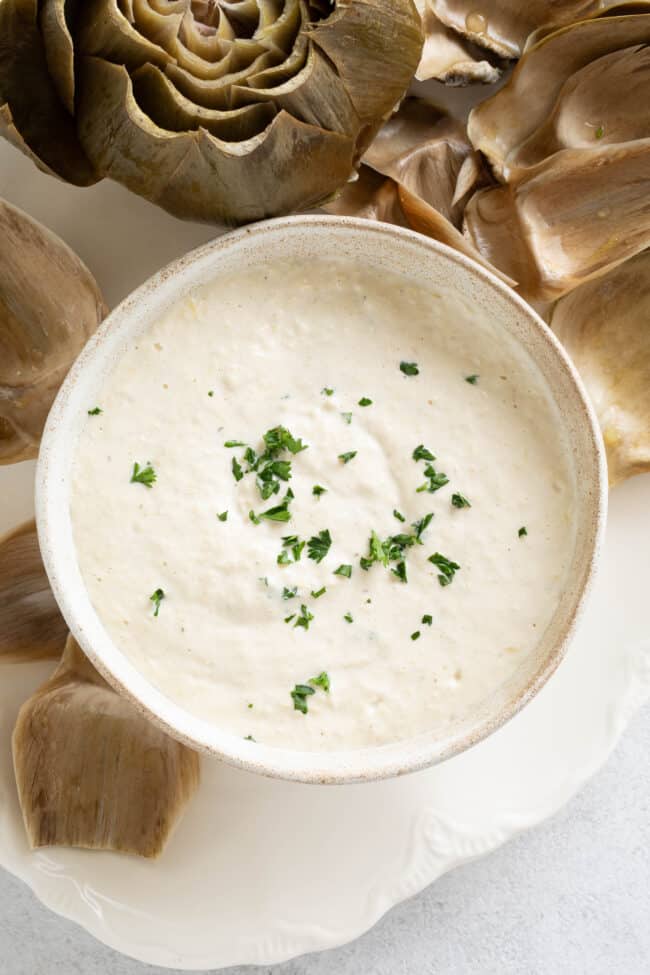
<box><xmin>71</xmin><ymin>258</ymin><xmax>575</xmax><ymax>751</ymax></box>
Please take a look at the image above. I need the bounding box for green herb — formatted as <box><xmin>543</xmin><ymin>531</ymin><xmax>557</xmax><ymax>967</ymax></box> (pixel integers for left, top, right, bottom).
<box><xmin>333</xmin><ymin>564</ymin><xmax>352</xmax><ymax>579</ymax></box>
<box><xmin>284</xmin><ymin>614</ymin><xmax>296</xmax><ymax>623</ymax></box>
<box><xmin>416</xmin><ymin>464</ymin><xmax>449</xmax><ymax>494</ymax></box>
<box><xmin>131</xmin><ymin>462</ymin><xmax>157</xmax><ymax>488</ymax></box>
<box><xmin>285</xmin><ymin>487</ymin><xmax>294</xmax><ymax>501</ymax></box>
<box><xmin>412</xmin><ymin>512</ymin><xmax>434</xmax><ymax>543</ymax></box>
<box><xmin>282</xmin><ymin>586</ymin><xmax>297</xmax><ymax>600</ymax></box>
<box><xmin>518</xmin><ymin>526</ymin><xmax>528</xmax><ymax>537</ymax></box>
<box><xmin>254</xmin><ymin>500</ymin><xmax>291</xmax><ymax>523</ymax></box>
<box><xmin>232</xmin><ymin>457</ymin><xmax>244</xmax><ymax>482</ymax></box>
<box><xmin>208</xmin><ymin>391</ymin><xmax>214</xmax><ymax>397</ymax></box>
<box><xmin>277</xmin><ymin>550</ymin><xmax>291</xmax><ymax>565</ymax></box>
<box><xmin>393</xmin><ymin>509</ymin><xmax>406</xmax><ymax>522</ymax></box>
<box><xmin>249</xmin><ymin>510</ymin><xmax>261</xmax><ymax>525</ymax></box>
<box><xmin>247</xmin><ymin>702</ymin><xmax>254</xmax><ymax>709</ymax></box>
<box><xmin>413</xmin><ymin>444</ymin><xmax>435</xmax><ymax>462</ymax></box>
<box><xmin>312</xmin><ymin>484</ymin><xmax>327</xmax><ymax>497</ymax></box>
<box><xmin>322</xmin><ymin>387</ymin><xmax>334</xmax><ymax>396</ymax></box>
<box><xmin>465</xmin><ymin>374</ymin><xmax>479</xmax><ymax>385</ymax></box>
<box><xmin>281</xmin><ymin>534</ymin><xmax>305</xmax><ymax>562</ymax></box>
<box><xmin>422</xmin><ymin>614</ymin><xmax>433</xmax><ymax>626</ymax></box>
<box><xmin>150</xmin><ymin>588</ymin><xmax>165</xmax><ymax>617</ymax></box>
<box><xmin>343</xmin><ymin>612</ymin><xmax>353</xmax><ymax>623</ymax></box>
<box><xmin>392</xmin><ymin>560</ymin><xmax>408</xmax><ymax>583</ymax></box>
<box><xmin>451</xmin><ymin>493</ymin><xmax>471</xmax><ymax>509</ymax></box>
<box><xmin>411</xmin><ymin>631</ymin><xmax>421</xmax><ymax>641</ymax></box>
<box><xmin>309</xmin><ymin>672</ymin><xmax>330</xmax><ymax>693</ymax></box>
<box><xmin>400</xmin><ymin>361</ymin><xmax>419</xmax><ymax>376</ymax></box>
<box><xmin>429</xmin><ymin>552</ymin><xmax>460</xmax><ymax>586</ymax></box>
<box><xmin>224</xmin><ymin>440</ymin><xmax>246</xmax><ymax>448</ymax></box>
<box><xmin>87</xmin><ymin>406</ymin><xmax>102</xmax><ymax>416</ymax></box>
<box><xmin>595</xmin><ymin>124</ymin><xmax>604</xmax><ymax>139</ymax></box>
<box><xmin>294</xmin><ymin>604</ymin><xmax>314</xmax><ymax>631</ymax></box>
<box><xmin>311</xmin><ymin>586</ymin><xmax>327</xmax><ymax>599</ymax></box>
<box><xmin>307</xmin><ymin>529</ymin><xmax>332</xmax><ymax>563</ymax></box>
<box><xmin>338</xmin><ymin>450</ymin><xmax>357</xmax><ymax>464</ymax></box>
<box><xmin>291</xmin><ymin>683</ymin><xmax>315</xmax><ymax>714</ymax></box>
<box><xmin>217</xmin><ymin>510</ymin><xmax>228</xmax><ymax>522</ymax></box>
<box><xmin>263</xmin><ymin>425</ymin><xmax>307</xmax><ymax>456</ymax></box>
<box><xmin>244</xmin><ymin>735</ymin><xmax>256</xmax><ymax>741</ymax></box>
<box><xmin>358</xmin><ymin>397</ymin><xmax>372</xmax><ymax>407</ymax></box>
<box><xmin>341</xmin><ymin>412</ymin><xmax>352</xmax><ymax>425</ymax></box>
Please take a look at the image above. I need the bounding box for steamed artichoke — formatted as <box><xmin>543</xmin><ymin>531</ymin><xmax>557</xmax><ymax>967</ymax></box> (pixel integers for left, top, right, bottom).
<box><xmin>0</xmin><ymin>198</ymin><xmax>107</xmax><ymax>463</ymax></box>
<box><xmin>0</xmin><ymin>0</ymin><xmax>423</xmax><ymax>224</ymax></box>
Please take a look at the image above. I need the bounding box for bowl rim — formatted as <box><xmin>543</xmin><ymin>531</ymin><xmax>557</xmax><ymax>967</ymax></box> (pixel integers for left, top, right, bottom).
<box><xmin>36</xmin><ymin>214</ymin><xmax>608</xmax><ymax>784</ymax></box>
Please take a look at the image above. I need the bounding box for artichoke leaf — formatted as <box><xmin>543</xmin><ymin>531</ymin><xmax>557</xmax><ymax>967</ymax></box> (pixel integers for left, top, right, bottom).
<box><xmin>131</xmin><ymin>0</ymin><xmax>185</xmax><ymax>49</ymax></box>
<box><xmin>0</xmin><ymin>0</ymin><xmax>98</xmax><ymax>184</ymax></box>
<box><xmin>12</xmin><ymin>635</ymin><xmax>201</xmax><ymax>857</ymax></box>
<box><xmin>0</xmin><ymin>198</ymin><xmax>107</xmax><ymax>464</ymax></box>
<box><xmin>464</xmin><ymin>139</ymin><xmax>650</xmax><ymax>301</ymax></box>
<box><xmin>77</xmin><ymin>57</ymin><xmax>355</xmax><ymax>223</ymax></box>
<box><xmin>551</xmin><ymin>251</ymin><xmax>650</xmax><ymax>486</ymax></box>
<box><xmin>414</xmin><ymin>0</ymin><xmax>502</xmax><ymax>84</ymax></box>
<box><xmin>308</xmin><ymin>0</ymin><xmax>423</xmax><ymax>122</ymax></box>
<box><xmin>244</xmin><ymin>29</ymin><xmax>309</xmax><ymax>87</ymax></box>
<box><xmin>76</xmin><ymin>0</ymin><xmax>173</xmax><ymax>70</ymax></box>
<box><xmin>468</xmin><ymin>12</ymin><xmax>650</xmax><ymax>179</ymax></box>
<box><xmin>164</xmin><ymin>49</ymin><xmax>278</xmax><ymax>108</ymax></box>
<box><xmin>39</xmin><ymin>0</ymin><xmax>77</xmax><ymax>114</ymax></box>
<box><xmin>132</xmin><ymin>62</ymin><xmax>276</xmax><ymax>138</ymax></box>
<box><xmin>0</xmin><ymin>520</ymin><xmax>67</xmax><ymax>663</ymax></box>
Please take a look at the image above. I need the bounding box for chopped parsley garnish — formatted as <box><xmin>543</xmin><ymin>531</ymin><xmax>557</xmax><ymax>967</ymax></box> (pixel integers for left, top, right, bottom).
<box><xmin>208</xmin><ymin>391</ymin><xmax>214</xmax><ymax>397</ymax></box>
<box><xmin>228</xmin><ymin>425</ymin><xmax>307</xmax><ymax>501</ymax></box>
<box><xmin>412</xmin><ymin>444</ymin><xmax>435</xmax><ymax>462</ymax></box>
<box><xmin>282</xmin><ymin>586</ymin><xmax>297</xmax><ymax>600</ymax></box>
<box><xmin>343</xmin><ymin>612</ymin><xmax>353</xmax><ymax>623</ymax></box>
<box><xmin>87</xmin><ymin>406</ymin><xmax>102</xmax><ymax>416</ymax></box>
<box><xmin>392</xmin><ymin>560</ymin><xmax>407</xmax><ymax>583</ymax></box>
<box><xmin>322</xmin><ymin>387</ymin><xmax>334</xmax><ymax>396</ymax></box>
<box><xmin>249</xmin><ymin>510</ymin><xmax>261</xmax><ymax>525</ymax></box>
<box><xmin>400</xmin><ymin>361</ymin><xmax>419</xmax><ymax>376</ymax></box>
<box><xmin>451</xmin><ymin>493</ymin><xmax>471</xmax><ymax>509</ymax></box>
<box><xmin>307</xmin><ymin>529</ymin><xmax>332</xmax><ymax>563</ymax></box>
<box><xmin>309</xmin><ymin>671</ymin><xmax>330</xmax><ymax>693</ymax></box>
<box><xmin>518</xmin><ymin>526</ymin><xmax>528</xmax><ymax>537</ymax></box>
<box><xmin>341</xmin><ymin>412</ymin><xmax>352</xmax><ymax>425</ymax></box>
<box><xmin>412</xmin><ymin>512</ymin><xmax>434</xmax><ymax>543</ymax></box>
<box><xmin>281</xmin><ymin>535</ymin><xmax>305</xmax><ymax>562</ymax></box>
<box><xmin>333</xmin><ymin>564</ymin><xmax>352</xmax><ymax>578</ymax></box>
<box><xmin>284</xmin><ymin>614</ymin><xmax>296</xmax><ymax>623</ymax></box>
<box><xmin>422</xmin><ymin>614</ymin><xmax>433</xmax><ymax>626</ymax></box>
<box><xmin>232</xmin><ymin>457</ymin><xmax>244</xmax><ymax>482</ymax></box>
<box><xmin>411</xmin><ymin>631</ymin><xmax>420</xmax><ymax>641</ymax></box>
<box><xmin>429</xmin><ymin>552</ymin><xmax>460</xmax><ymax>586</ymax></box>
<box><xmin>224</xmin><ymin>440</ymin><xmax>245</xmax><ymax>448</ymax></box>
<box><xmin>217</xmin><ymin>510</ymin><xmax>228</xmax><ymax>521</ymax></box>
<box><xmin>311</xmin><ymin>586</ymin><xmax>327</xmax><ymax>599</ymax></box>
<box><xmin>358</xmin><ymin>397</ymin><xmax>372</xmax><ymax>407</ymax></box>
<box><xmin>293</xmin><ymin>604</ymin><xmax>314</xmax><ymax>631</ymax></box>
<box><xmin>150</xmin><ymin>588</ymin><xmax>165</xmax><ymax>617</ymax></box>
<box><xmin>312</xmin><ymin>484</ymin><xmax>327</xmax><ymax>497</ymax></box>
<box><xmin>595</xmin><ymin>124</ymin><xmax>604</xmax><ymax>139</ymax></box>
<box><xmin>338</xmin><ymin>450</ymin><xmax>357</xmax><ymax>464</ymax></box>
<box><xmin>393</xmin><ymin>509</ymin><xmax>406</xmax><ymax>523</ymax></box>
<box><xmin>259</xmin><ymin>501</ymin><xmax>292</xmax><ymax>522</ymax></box>
<box><xmin>291</xmin><ymin>683</ymin><xmax>316</xmax><ymax>714</ymax></box>
<box><xmin>247</xmin><ymin>702</ymin><xmax>254</xmax><ymax>709</ymax></box>
<box><xmin>465</xmin><ymin>374</ymin><xmax>479</xmax><ymax>385</ymax></box>
<box><xmin>244</xmin><ymin>734</ymin><xmax>256</xmax><ymax>741</ymax></box>
<box><xmin>359</xmin><ymin>524</ymin><xmax>423</xmax><ymax>577</ymax></box>
<box><xmin>131</xmin><ymin>462</ymin><xmax>157</xmax><ymax>488</ymax></box>
<box><xmin>263</xmin><ymin>425</ymin><xmax>307</xmax><ymax>456</ymax></box>
<box><xmin>416</xmin><ymin>463</ymin><xmax>449</xmax><ymax>494</ymax></box>
<box><xmin>277</xmin><ymin>551</ymin><xmax>291</xmax><ymax>565</ymax></box>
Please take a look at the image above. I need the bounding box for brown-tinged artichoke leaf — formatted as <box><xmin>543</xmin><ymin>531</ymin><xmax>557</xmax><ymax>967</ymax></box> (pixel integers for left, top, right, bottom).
<box><xmin>39</xmin><ymin>0</ymin><xmax>77</xmax><ymax>114</ymax></box>
<box><xmin>164</xmin><ymin>49</ymin><xmax>277</xmax><ymax>108</ymax></box>
<box><xmin>468</xmin><ymin>12</ymin><xmax>650</xmax><ymax>179</ymax></box>
<box><xmin>132</xmin><ymin>62</ymin><xmax>275</xmax><ymax>139</ymax></box>
<box><xmin>12</xmin><ymin>635</ymin><xmax>200</xmax><ymax>857</ymax></box>
<box><xmin>244</xmin><ymin>30</ymin><xmax>308</xmax><ymax>86</ymax></box>
<box><xmin>0</xmin><ymin>199</ymin><xmax>107</xmax><ymax>464</ymax></box>
<box><xmin>464</xmin><ymin>140</ymin><xmax>650</xmax><ymax>301</ymax></box>
<box><xmin>131</xmin><ymin>0</ymin><xmax>185</xmax><ymax>50</ymax></box>
<box><xmin>78</xmin><ymin>58</ymin><xmax>355</xmax><ymax>223</ymax></box>
<box><xmin>430</xmin><ymin>0</ymin><xmax>611</xmax><ymax>60</ymax></box>
<box><xmin>324</xmin><ymin>165</ymin><xmax>409</xmax><ymax>224</ymax></box>
<box><xmin>308</xmin><ymin>0</ymin><xmax>423</xmax><ymax>123</ymax></box>
<box><xmin>551</xmin><ymin>251</ymin><xmax>650</xmax><ymax>486</ymax></box>
<box><xmin>0</xmin><ymin>0</ymin><xmax>98</xmax><ymax>184</ymax></box>
<box><xmin>76</xmin><ymin>0</ymin><xmax>173</xmax><ymax>69</ymax></box>
<box><xmin>0</xmin><ymin>520</ymin><xmax>67</xmax><ymax>663</ymax></box>
<box><xmin>414</xmin><ymin>0</ymin><xmax>502</xmax><ymax>83</ymax></box>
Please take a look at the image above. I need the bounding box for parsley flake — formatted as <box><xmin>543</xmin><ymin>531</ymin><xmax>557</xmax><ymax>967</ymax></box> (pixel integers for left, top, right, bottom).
<box><xmin>465</xmin><ymin>374</ymin><xmax>479</xmax><ymax>385</ymax></box>
<box><xmin>282</xmin><ymin>586</ymin><xmax>297</xmax><ymax>600</ymax></box>
<box><xmin>281</xmin><ymin>535</ymin><xmax>305</xmax><ymax>562</ymax></box>
<box><xmin>422</xmin><ymin>614</ymin><xmax>433</xmax><ymax>626</ymax></box>
<box><xmin>150</xmin><ymin>588</ymin><xmax>165</xmax><ymax>617</ymax></box>
<box><xmin>412</xmin><ymin>513</ymin><xmax>434</xmax><ymax>543</ymax></box>
<box><xmin>291</xmin><ymin>683</ymin><xmax>316</xmax><ymax>714</ymax></box>
<box><xmin>311</xmin><ymin>586</ymin><xmax>327</xmax><ymax>599</ymax></box>
<box><xmin>429</xmin><ymin>552</ymin><xmax>460</xmax><ymax>586</ymax></box>
<box><xmin>595</xmin><ymin>124</ymin><xmax>604</xmax><ymax>139</ymax></box>
<box><xmin>307</xmin><ymin>529</ymin><xmax>332</xmax><ymax>563</ymax></box>
<box><xmin>87</xmin><ymin>406</ymin><xmax>102</xmax><ymax>416</ymax></box>
<box><xmin>208</xmin><ymin>391</ymin><xmax>214</xmax><ymax>397</ymax></box>
<box><xmin>232</xmin><ymin>457</ymin><xmax>244</xmax><ymax>482</ymax></box>
<box><xmin>284</xmin><ymin>614</ymin><xmax>296</xmax><ymax>624</ymax></box>
<box><xmin>259</xmin><ymin>501</ymin><xmax>292</xmax><ymax>523</ymax></box>
<box><xmin>416</xmin><ymin>463</ymin><xmax>449</xmax><ymax>494</ymax></box>
<box><xmin>131</xmin><ymin>462</ymin><xmax>157</xmax><ymax>488</ymax></box>
<box><xmin>312</xmin><ymin>484</ymin><xmax>327</xmax><ymax>497</ymax></box>
<box><xmin>224</xmin><ymin>440</ymin><xmax>246</xmax><ymax>448</ymax></box>
<box><xmin>413</xmin><ymin>444</ymin><xmax>435</xmax><ymax>462</ymax></box>
<box><xmin>392</xmin><ymin>560</ymin><xmax>408</xmax><ymax>583</ymax></box>
<box><xmin>358</xmin><ymin>397</ymin><xmax>372</xmax><ymax>407</ymax></box>
<box><xmin>249</xmin><ymin>510</ymin><xmax>261</xmax><ymax>525</ymax></box>
<box><xmin>452</xmin><ymin>493</ymin><xmax>471</xmax><ymax>509</ymax></box>
<box><xmin>411</xmin><ymin>631</ymin><xmax>421</xmax><ymax>641</ymax></box>
<box><xmin>333</xmin><ymin>564</ymin><xmax>352</xmax><ymax>579</ymax></box>
<box><xmin>393</xmin><ymin>509</ymin><xmax>406</xmax><ymax>523</ymax></box>
<box><xmin>217</xmin><ymin>510</ymin><xmax>228</xmax><ymax>521</ymax></box>
<box><xmin>338</xmin><ymin>450</ymin><xmax>357</xmax><ymax>464</ymax></box>
<box><xmin>343</xmin><ymin>612</ymin><xmax>353</xmax><ymax>623</ymax></box>
<box><xmin>293</xmin><ymin>604</ymin><xmax>314</xmax><ymax>631</ymax></box>
<box><xmin>518</xmin><ymin>526</ymin><xmax>528</xmax><ymax>537</ymax></box>
<box><xmin>244</xmin><ymin>734</ymin><xmax>256</xmax><ymax>741</ymax></box>
<box><xmin>400</xmin><ymin>361</ymin><xmax>419</xmax><ymax>376</ymax></box>
<box><xmin>322</xmin><ymin>387</ymin><xmax>334</xmax><ymax>396</ymax></box>
<box><xmin>309</xmin><ymin>672</ymin><xmax>330</xmax><ymax>693</ymax></box>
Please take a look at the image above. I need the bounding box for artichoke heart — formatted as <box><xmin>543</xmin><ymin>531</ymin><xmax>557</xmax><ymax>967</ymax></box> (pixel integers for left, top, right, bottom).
<box><xmin>13</xmin><ymin>635</ymin><xmax>200</xmax><ymax>858</ymax></box>
<box><xmin>0</xmin><ymin>0</ymin><xmax>423</xmax><ymax>223</ymax></box>
<box><xmin>0</xmin><ymin>519</ymin><xmax>67</xmax><ymax>663</ymax></box>
<box><xmin>551</xmin><ymin>251</ymin><xmax>650</xmax><ymax>486</ymax></box>
<box><xmin>0</xmin><ymin>198</ymin><xmax>107</xmax><ymax>464</ymax></box>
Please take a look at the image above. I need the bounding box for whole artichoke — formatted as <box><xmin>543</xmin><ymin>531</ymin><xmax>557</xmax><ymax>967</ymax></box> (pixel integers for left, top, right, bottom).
<box><xmin>0</xmin><ymin>0</ymin><xmax>423</xmax><ymax>224</ymax></box>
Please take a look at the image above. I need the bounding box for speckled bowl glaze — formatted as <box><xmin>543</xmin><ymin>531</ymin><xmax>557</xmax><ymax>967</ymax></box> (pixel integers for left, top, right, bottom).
<box><xmin>36</xmin><ymin>216</ymin><xmax>607</xmax><ymax>784</ymax></box>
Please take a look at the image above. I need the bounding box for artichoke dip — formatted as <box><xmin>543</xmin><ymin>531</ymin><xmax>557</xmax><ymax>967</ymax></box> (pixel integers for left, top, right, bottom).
<box><xmin>71</xmin><ymin>259</ymin><xmax>575</xmax><ymax>751</ymax></box>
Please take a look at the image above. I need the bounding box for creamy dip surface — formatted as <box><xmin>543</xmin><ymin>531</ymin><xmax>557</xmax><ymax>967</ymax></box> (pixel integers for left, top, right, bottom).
<box><xmin>71</xmin><ymin>258</ymin><xmax>576</xmax><ymax>751</ymax></box>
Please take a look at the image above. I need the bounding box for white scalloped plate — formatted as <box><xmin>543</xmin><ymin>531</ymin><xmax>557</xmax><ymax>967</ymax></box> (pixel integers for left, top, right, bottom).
<box><xmin>1</xmin><ymin>463</ymin><xmax>648</xmax><ymax>969</ymax></box>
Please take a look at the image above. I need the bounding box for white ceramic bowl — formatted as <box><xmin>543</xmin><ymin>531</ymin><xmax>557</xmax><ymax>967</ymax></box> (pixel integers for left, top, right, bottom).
<box><xmin>36</xmin><ymin>216</ymin><xmax>607</xmax><ymax>784</ymax></box>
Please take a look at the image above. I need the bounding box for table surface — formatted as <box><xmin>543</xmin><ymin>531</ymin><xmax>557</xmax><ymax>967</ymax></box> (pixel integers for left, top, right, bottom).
<box><xmin>1</xmin><ymin>705</ymin><xmax>648</xmax><ymax>975</ymax></box>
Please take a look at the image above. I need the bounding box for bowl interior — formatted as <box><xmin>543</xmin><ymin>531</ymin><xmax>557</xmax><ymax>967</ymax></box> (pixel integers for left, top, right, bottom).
<box><xmin>36</xmin><ymin>216</ymin><xmax>606</xmax><ymax>783</ymax></box>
